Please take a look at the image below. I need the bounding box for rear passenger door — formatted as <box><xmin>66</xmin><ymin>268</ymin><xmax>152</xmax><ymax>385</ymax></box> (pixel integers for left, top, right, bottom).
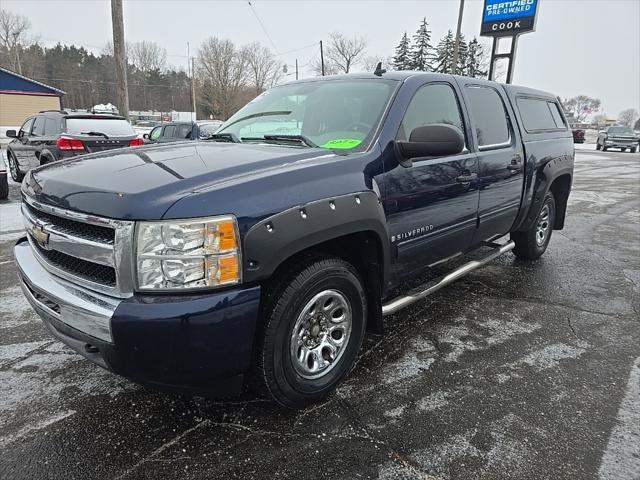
<box><xmin>462</xmin><ymin>84</ymin><xmax>524</xmax><ymax>244</ymax></box>
<box><xmin>383</xmin><ymin>82</ymin><xmax>479</xmax><ymax>278</ymax></box>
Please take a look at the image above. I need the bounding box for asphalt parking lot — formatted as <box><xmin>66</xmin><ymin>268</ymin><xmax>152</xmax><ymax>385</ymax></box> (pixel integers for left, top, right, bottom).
<box><xmin>0</xmin><ymin>147</ymin><xmax>639</xmax><ymax>480</ymax></box>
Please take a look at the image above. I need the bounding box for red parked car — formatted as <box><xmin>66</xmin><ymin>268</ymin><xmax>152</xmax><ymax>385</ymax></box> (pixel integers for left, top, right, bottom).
<box><xmin>572</xmin><ymin>128</ymin><xmax>585</xmax><ymax>144</ymax></box>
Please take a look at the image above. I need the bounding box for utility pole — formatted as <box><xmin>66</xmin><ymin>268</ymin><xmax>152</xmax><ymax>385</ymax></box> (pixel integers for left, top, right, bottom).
<box><xmin>319</xmin><ymin>40</ymin><xmax>325</xmax><ymax>76</ymax></box>
<box><xmin>295</xmin><ymin>59</ymin><xmax>298</xmax><ymax>80</ymax></box>
<box><xmin>451</xmin><ymin>0</ymin><xmax>465</xmax><ymax>75</ymax></box>
<box><xmin>111</xmin><ymin>0</ymin><xmax>129</xmax><ymax>119</ymax></box>
<box><xmin>191</xmin><ymin>57</ymin><xmax>197</xmax><ymax>120</ymax></box>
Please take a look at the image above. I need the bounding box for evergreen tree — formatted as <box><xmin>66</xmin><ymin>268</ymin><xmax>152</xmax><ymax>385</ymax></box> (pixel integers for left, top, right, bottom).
<box><xmin>464</xmin><ymin>37</ymin><xmax>488</xmax><ymax>78</ymax></box>
<box><xmin>433</xmin><ymin>30</ymin><xmax>455</xmax><ymax>74</ymax></box>
<box><xmin>410</xmin><ymin>17</ymin><xmax>434</xmax><ymax>71</ymax></box>
<box><xmin>455</xmin><ymin>34</ymin><xmax>468</xmax><ymax>75</ymax></box>
<box><xmin>392</xmin><ymin>32</ymin><xmax>410</xmax><ymax>70</ymax></box>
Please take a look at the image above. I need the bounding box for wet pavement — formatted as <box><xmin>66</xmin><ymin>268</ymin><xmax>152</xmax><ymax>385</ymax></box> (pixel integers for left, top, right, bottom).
<box><xmin>0</xmin><ymin>148</ymin><xmax>639</xmax><ymax>480</ymax></box>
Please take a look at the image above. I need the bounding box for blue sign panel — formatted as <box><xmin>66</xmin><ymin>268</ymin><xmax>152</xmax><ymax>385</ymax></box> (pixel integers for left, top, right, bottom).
<box><xmin>481</xmin><ymin>0</ymin><xmax>539</xmax><ymax>36</ymax></box>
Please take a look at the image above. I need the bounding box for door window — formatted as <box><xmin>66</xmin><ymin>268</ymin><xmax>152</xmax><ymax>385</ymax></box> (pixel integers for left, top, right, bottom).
<box><xmin>163</xmin><ymin>125</ymin><xmax>176</xmax><ymax>138</ymax></box>
<box><xmin>31</xmin><ymin>116</ymin><xmax>45</xmax><ymax>136</ymax></box>
<box><xmin>176</xmin><ymin>124</ymin><xmax>192</xmax><ymax>139</ymax></box>
<box><xmin>465</xmin><ymin>86</ymin><xmax>511</xmax><ymax>148</ymax></box>
<box><xmin>548</xmin><ymin>102</ymin><xmax>567</xmax><ymax>129</ymax></box>
<box><xmin>517</xmin><ymin>97</ymin><xmax>560</xmax><ymax>132</ymax></box>
<box><xmin>400</xmin><ymin>83</ymin><xmax>465</xmax><ymax>145</ymax></box>
<box><xmin>44</xmin><ymin>118</ymin><xmax>59</xmax><ymax>136</ymax></box>
<box><xmin>19</xmin><ymin>118</ymin><xmax>34</xmax><ymax>138</ymax></box>
<box><xmin>149</xmin><ymin>126</ymin><xmax>162</xmax><ymax>140</ymax></box>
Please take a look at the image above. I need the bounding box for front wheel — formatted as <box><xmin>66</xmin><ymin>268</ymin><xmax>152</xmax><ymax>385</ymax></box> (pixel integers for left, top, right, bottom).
<box><xmin>621</xmin><ymin>148</ymin><xmax>627</xmax><ymax>153</ymax></box>
<box><xmin>631</xmin><ymin>147</ymin><xmax>637</xmax><ymax>153</ymax></box>
<box><xmin>511</xmin><ymin>191</ymin><xmax>556</xmax><ymax>260</ymax></box>
<box><xmin>7</xmin><ymin>152</ymin><xmax>24</xmax><ymax>182</ymax></box>
<box><xmin>254</xmin><ymin>256</ymin><xmax>367</xmax><ymax>409</ymax></box>
<box><xmin>596</xmin><ymin>141</ymin><xmax>601</xmax><ymax>150</ymax></box>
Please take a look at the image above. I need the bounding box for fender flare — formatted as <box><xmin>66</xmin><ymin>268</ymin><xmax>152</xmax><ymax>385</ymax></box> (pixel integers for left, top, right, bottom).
<box><xmin>242</xmin><ymin>190</ymin><xmax>390</xmax><ymax>288</ymax></box>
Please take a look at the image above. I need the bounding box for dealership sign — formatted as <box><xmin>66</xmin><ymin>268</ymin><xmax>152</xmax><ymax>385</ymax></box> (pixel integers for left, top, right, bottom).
<box><xmin>481</xmin><ymin>0</ymin><xmax>539</xmax><ymax>36</ymax></box>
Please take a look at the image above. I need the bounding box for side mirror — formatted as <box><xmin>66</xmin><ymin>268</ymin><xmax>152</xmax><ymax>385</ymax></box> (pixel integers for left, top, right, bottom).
<box><xmin>5</xmin><ymin>130</ymin><xmax>17</xmax><ymax>138</ymax></box>
<box><xmin>396</xmin><ymin>124</ymin><xmax>465</xmax><ymax>167</ymax></box>
<box><xmin>143</xmin><ymin>133</ymin><xmax>149</xmax><ymax>139</ymax></box>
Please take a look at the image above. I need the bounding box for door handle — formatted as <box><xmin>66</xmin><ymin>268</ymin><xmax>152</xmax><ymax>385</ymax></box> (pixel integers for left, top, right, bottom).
<box><xmin>456</xmin><ymin>173</ymin><xmax>477</xmax><ymax>183</ymax></box>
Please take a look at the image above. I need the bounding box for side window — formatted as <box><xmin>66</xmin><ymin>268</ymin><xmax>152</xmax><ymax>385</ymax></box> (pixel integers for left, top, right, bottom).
<box><xmin>150</xmin><ymin>126</ymin><xmax>162</xmax><ymax>140</ymax></box>
<box><xmin>517</xmin><ymin>97</ymin><xmax>559</xmax><ymax>132</ymax></box>
<box><xmin>44</xmin><ymin>118</ymin><xmax>59</xmax><ymax>136</ymax></box>
<box><xmin>19</xmin><ymin>118</ymin><xmax>35</xmax><ymax>137</ymax></box>
<box><xmin>31</xmin><ymin>116</ymin><xmax>46</xmax><ymax>136</ymax></box>
<box><xmin>465</xmin><ymin>86</ymin><xmax>511</xmax><ymax>147</ymax></box>
<box><xmin>548</xmin><ymin>102</ymin><xmax>567</xmax><ymax>129</ymax></box>
<box><xmin>177</xmin><ymin>124</ymin><xmax>192</xmax><ymax>139</ymax></box>
<box><xmin>163</xmin><ymin>125</ymin><xmax>176</xmax><ymax>138</ymax></box>
<box><xmin>400</xmin><ymin>83</ymin><xmax>465</xmax><ymax>145</ymax></box>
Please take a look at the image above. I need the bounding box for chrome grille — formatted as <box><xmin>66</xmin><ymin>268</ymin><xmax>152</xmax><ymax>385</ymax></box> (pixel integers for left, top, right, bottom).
<box><xmin>24</xmin><ymin>202</ymin><xmax>115</xmax><ymax>244</ymax></box>
<box><xmin>21</xmin><ymin>196</ymin><xmax>135</xmax><ymax>298</ymax></box>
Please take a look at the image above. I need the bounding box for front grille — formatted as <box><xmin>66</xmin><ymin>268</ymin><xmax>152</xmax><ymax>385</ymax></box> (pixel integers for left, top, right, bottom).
<box><xmin>24</xmin><ymin>202</ymin><xmax>115</xmax><ymax>244</ymax></box>
<box><xmin>32</xmin><ymin>240</ymin><xmax>117</xmax><ymax>287</ymax></box>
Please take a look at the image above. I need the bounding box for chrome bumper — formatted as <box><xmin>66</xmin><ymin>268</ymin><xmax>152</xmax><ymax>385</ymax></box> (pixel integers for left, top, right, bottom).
<box><xmin>15</xmin><ymin>239</ymin><xmax>121</xmax><ymax>343</ymax></box>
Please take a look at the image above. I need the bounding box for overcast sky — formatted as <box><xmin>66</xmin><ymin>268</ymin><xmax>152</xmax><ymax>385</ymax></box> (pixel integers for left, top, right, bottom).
<box><xmin>5</xmin><ymin>0</ymin><xmax>639</xmax><ymax>118</ymax></box>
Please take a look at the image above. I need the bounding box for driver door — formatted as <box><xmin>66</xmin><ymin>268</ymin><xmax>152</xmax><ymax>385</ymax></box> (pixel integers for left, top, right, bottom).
<box><xmin>382</xmin><ymin>82</ymin><xmax>479</xmax><ymax>280</ymax></box>
<box><xmin>12</xmin><ymin>117</ymin><xmax>35</xmax><ymax>164</ymax></box>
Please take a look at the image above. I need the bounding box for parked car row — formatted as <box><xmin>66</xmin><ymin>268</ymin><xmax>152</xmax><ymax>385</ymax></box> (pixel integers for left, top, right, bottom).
<box><xmin>2</xmin><ymin>112</ymin><xmax>224</xmax><ymax>193</ymax></box>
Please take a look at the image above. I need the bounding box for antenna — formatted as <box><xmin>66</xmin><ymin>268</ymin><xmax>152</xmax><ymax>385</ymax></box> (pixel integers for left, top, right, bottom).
<box><xmin>373</xmin><ymin>61</ymin><xmax>386</xmax><ymax>76</ymax></box>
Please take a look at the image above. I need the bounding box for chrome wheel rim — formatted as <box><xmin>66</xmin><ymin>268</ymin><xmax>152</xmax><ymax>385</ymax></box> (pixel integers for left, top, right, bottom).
<box><xmin>289</xmin><ymin>289</ymin><xmax>352</xmax><ymax>379</ymax></box>
<box><xmin>8</xmin><ymin>155</ymin><xmax>17</xmax><ymax>180</ymax></box>
<box><xmin>535</xmin><ymin>204</ymin><xmax>551</xmax><ymax>246</ymax></box>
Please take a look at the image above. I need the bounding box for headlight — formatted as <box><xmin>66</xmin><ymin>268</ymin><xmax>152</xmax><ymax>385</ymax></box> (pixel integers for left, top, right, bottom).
<box><xmin>136</xmin><ymin>216</ymin><xmax>241</xmax><ymax>290</ymax></box>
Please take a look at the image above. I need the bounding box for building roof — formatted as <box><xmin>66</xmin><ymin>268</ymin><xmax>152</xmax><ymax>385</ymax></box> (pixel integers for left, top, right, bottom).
<box><xmin>0</xmin><ymin>67</ymin><xmax>65</xmax><ymax>95</ymax></box>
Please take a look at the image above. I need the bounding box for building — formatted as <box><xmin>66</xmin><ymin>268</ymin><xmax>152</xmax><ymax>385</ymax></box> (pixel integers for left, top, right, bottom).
<box><xmin>0</xmin><ymin>67</ymin><xmax>65</xmax><ymax>129</ymax></box>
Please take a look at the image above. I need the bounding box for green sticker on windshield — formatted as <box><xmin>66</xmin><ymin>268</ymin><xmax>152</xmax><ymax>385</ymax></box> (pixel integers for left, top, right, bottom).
<box><xmin>321</xmin><ymin>138</ymin><xmax>362</xmax><ymax>149</ymax></box>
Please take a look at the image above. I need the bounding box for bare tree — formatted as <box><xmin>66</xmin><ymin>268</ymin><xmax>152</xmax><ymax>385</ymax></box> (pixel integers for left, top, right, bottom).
<box><xmin>311</xmin><ymin>55</ymin><xmax>339</xmax><ymax>76</ymax></box>
<box><xmin>0</xmin><ymin>9</ymin><xmax>31</xmax><ymax>73</ymax></box>
<box><xmin>617</xmin><ymin>108</ymin><xmax>639</xmax><ymax>128</ymax></box>
<box><xmin>129</xmin><ymin>40</ymin><xmax>167</xmax><ymax>74</ymax></box>
<box><xmin>197</xmin><ymin>37</ymin><xmax>249</xmax><ymax>119</ymax></box>
<box><xmin>564</xmin><ymin>95</ymin><xmax>601</xmax><ymax>123</ymax></box>
<box><xmin>324</xmin><ymin>32</ymin><xmax>367</xmax><ymax>74</ymax></box>
<box><xmin>244</xmin><ymin>42</ymin><xmax>281</xmax><ymax>95</ymax></box>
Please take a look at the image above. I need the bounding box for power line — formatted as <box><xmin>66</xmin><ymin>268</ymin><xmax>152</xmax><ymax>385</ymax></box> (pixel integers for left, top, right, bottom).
<box><xmin>247</xmin><ymin>1</ymin><xmax>279</xmax><ymax>53</ymax></box>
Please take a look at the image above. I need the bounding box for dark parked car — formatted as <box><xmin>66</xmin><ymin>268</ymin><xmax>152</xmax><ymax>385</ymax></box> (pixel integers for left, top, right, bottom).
<box><xmin>15</xmin><ymin>73</ymin><xmax>574</xmax><ymax>408</ymax></box>
<box><xmin>0</xmin><ymin>157</ymin><xmax>7</xmax><ymax>199</ymax></box>
<box><xmin>571</xmin><ymin>128</ymin><xmax>585</xmax><ymax>144</ymax></box>
<box><xmin>144</xmin><ymin>120</ymin><xmax>222</xmax><ymax>144</ymax></box>
<box><xmin>6</xmin><ymin>110</ymin><xmax>143</xmax><ymax>182</ymax></box>
<box><xmin>596</xmin><ymin>125</ymin><xmax>639</xmax><ymax>152</ymax></box>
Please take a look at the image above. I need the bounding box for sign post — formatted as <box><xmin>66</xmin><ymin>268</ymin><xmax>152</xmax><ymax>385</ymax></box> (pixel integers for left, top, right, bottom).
<box><xmin>480</xmin><ymin>0</ymin><xmax>540</xmax><ymax>83</ymax></box>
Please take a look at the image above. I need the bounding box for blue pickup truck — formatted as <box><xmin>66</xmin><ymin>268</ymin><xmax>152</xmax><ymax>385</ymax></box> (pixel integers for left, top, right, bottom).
<box><xmin>15</xmin><ymin>72</ymin><xmax>574</xmax><ymax>408</ymax></box>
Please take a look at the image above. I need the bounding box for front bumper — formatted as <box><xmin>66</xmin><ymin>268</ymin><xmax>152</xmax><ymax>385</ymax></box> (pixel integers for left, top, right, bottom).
<box><xmin>604</xmin><ymin>140</ymin><xmax>638</xmax><ymax>148</ymax></box>
<box><xmin>15</xmin><ymin>238</ymin><xmax>262</xmax><ymax>396</ymax></box>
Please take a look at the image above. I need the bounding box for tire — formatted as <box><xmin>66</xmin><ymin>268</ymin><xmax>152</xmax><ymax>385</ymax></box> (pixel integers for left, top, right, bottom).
<box><xmin>0</xmin><ymin>174</ymin><xmax>8</xmax><ymax>200</ymax></box>
<box><xmin>596</xmin><ymin>141</ymin><xmax>601</xmax><ymax>151</ymax></box>
<box><xmin>602</xmin><ymin>144</ymin><xmax>608</xmax><ymax>152</ymax></box>
<box><xmin>631</xmin><ymin>147</ymin><xmax>637</xmax><ymax>153</ymax></box>
<box><xmin>621</xmin><ymin>148</ymin><xmax>626</xmax><ymax>153</ymax></box>
<box><xmin>253</xmin><ymin>255</ymin><xmax>367</xmax><ymax>409</ymax></box>
<box><xmin>7</xmin><ymin>151</ymin><xmax>24</xmax><ymax>182</ymax></box>
<box><xmin>511</xmin><ymin>191</ymin><xmax>556</xmax><ymax>261</ymax></box>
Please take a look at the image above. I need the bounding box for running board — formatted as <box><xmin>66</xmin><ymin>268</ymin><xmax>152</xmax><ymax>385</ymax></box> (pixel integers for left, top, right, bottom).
<box><xmin>381</xmin><ymin>241</ymin><xmax>515</xmax><ymax>316</ymax></box>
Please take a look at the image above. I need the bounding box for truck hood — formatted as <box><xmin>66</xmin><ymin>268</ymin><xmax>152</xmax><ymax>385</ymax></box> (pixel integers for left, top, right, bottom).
<box><xmin>24</xmin><ymin>141</ymin><xmax>339</xmax><ymax>220</ymax></box>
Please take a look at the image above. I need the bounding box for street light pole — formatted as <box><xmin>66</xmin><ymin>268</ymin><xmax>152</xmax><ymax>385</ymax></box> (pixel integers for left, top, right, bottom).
<box><xmin>320</xmin><ymin>40</ymin><xmax>325</xmax><ymax>76</ymax></box>
<box><xmin>111</xmin><ymin>0</ymin><xmax>129</xmax><ymax>119</ymax></box>
<box><xmin>451</xmin><ymin>0</ymin><xmax>465</xmax><ymax>75</ymax></box>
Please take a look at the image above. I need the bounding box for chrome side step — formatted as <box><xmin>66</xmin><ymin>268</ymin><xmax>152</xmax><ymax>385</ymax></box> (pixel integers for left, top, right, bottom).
<box><xmin>381</xmin><ymin>241</ymin><xmax>515</xmax><ymax>316</ymax></box>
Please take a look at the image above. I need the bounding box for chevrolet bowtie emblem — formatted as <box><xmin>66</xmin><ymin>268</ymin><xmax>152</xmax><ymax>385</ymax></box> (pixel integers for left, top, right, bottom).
<box><xmin>31</xmin><ymin>224</ymin><xmax>50</xmax><ymax>249</ymax></box>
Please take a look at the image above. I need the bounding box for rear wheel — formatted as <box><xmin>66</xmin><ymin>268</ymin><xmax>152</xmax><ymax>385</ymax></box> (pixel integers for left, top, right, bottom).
<box><xmin>511</xmin><ymin>191</ymin><xmax>556</xmax><ymax>260</ymax></box>
<box><xmin>631</xmin><ymin>147</ymin><xmax>637</xmax><ymax>153</ymax></box>
<box><xmin>7</xmin><ymin>152</ymin><xmax>24</xmax><ymax>182</ymax></box>
<box><xmin>253</xmin><ymin>256</ymin><xmax>367</xmax><ymax>409</ymax></box>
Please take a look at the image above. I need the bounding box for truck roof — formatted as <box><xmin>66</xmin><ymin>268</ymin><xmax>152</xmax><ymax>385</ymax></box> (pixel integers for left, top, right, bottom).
<box><xmin>281</xmin><ymin>71</ymin><xmax>558</xmax><ymax>101</ymax></box>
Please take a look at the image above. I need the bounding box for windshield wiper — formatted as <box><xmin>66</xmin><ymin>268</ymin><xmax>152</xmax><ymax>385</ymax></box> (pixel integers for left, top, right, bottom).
<box><xmin>205</xmin><ymin>132</ymin><xmax>241</xmax><ymax>143</ymax></box>
<box><xmin>262</xmin><ymin>134</ymin><xmax>318</xmax><ymax>148</ymax></box>
<box><xmin>80</xmin><ymin>131</ymin><xmax>109</xmax><ymax>139</ymax></box>
<box><xmin>221</xmin><ymin>110</ymin><xmax>292</xmax><ymax>130</ymax></box>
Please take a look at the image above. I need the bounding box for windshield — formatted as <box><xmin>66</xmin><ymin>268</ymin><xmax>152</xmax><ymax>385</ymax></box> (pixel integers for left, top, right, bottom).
<box><xmin>216</xmin><ymin>79</ymin><xmax>398</xmax><ymax>150</ymax></box>
<box><xmin>65</xmin><ymin>118</ymin><xmax>135</xmax><ymax>136</ymax></box>
<box><xmin>609</xmin><ymin>126</ymin><xmax>634</xmax><ymax>135</ymax></box>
